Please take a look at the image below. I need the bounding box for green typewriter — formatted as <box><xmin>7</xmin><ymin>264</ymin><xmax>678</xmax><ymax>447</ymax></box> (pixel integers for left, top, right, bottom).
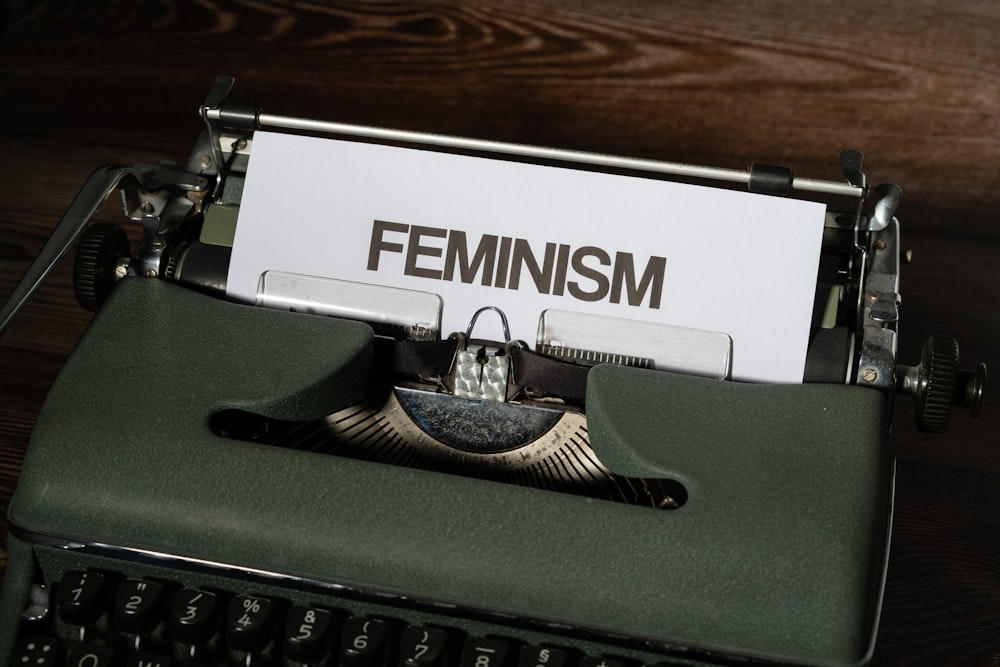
<box><xmin>0</xmin><ymin>76</ymin><xmax>986</xmax><ymax>667</ymax></box>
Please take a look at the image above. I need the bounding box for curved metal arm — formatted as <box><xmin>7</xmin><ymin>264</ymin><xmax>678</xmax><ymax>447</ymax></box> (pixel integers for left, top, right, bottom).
<box><xmin>0</xmin><ymin>164</ymin><xmax>147</xmax><ymax>336</ymax></box>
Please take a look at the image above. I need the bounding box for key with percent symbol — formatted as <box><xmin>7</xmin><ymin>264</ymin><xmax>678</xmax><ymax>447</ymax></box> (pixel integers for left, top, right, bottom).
<box><xmin>226</xmin><ymin>594</ymin><xmax>276</xmax><ymax>653</ymax></box>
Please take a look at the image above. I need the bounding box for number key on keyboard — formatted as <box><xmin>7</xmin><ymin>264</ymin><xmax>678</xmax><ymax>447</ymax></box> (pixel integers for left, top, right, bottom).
<box><xmin>170</xmin><ymin>588</ymin><xmax>220</xmax><ymax>645</ymax></box>
<box><xmin>399</xmin><ymin>626</ymin><xmax>451</xmax><ymax>667</ymax></box>
<box><xmin>56</xmin><ymin>570</ymin><xmax>108</xmax><ymax>627</ymax></box>
<box><xmin>226</xmin><ymin>595</ymin><xmax>275</xmax><ymax>653</ymax></box>
<box><xmin>460</xmin><ymin>637</ymin><xmax>513</xmax><ymax>667</ymax></box>
<box><xmin>115</xmin><ymin>578</ymin><xmax>165</xmax><ymax>635</ymax></box>
<box><xmin>283</xmin><ymin>605</ymin><xmax>336</xmax><ymax>664</ymax></box>
<box><xmin>340</xmin><ymin>617</ymin><xmax>391</xmax><ymax>667</ymax></box>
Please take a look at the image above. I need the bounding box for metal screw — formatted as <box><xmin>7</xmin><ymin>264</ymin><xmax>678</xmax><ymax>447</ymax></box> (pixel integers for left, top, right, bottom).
<box><xmin>198</xmin><ymin>154</ymin><xmax>212</xmax><ymax>168</ymax></box>
<box><xmin>868</xmin><ymin>290</ymin><xmax>881</xmax><ymax>302</ymax></box>
<box><xmin>874</xmin><ymin>239</ymin><xmax>886</xmax><ymax>253</ymax></box>
<box><xmin>232</xmin><ymin>137</ymin><xmax>248</xmax><ymax>151</ymax></box>
<box><xmin>140</xmin><ymin>201</ymin><xmax>155</xmax><ymax>214</ymax></box>
<box><xmin>862</xmin><ymin>368</ymin><xmax>878</xmax><ymax>382</ymax></box>
<box><xmin>145</xmin><ymin>269</ymin><xmax>157</xmax><ymax>278</ymax></box>
<box><xmin>904</xmin><ymin>249</ymin><xmax>913</xmax><ymax>263</ymax></box>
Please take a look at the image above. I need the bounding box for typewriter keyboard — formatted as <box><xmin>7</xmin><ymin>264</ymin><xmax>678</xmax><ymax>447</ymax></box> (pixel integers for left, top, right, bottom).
<box><xmin>7</xmin><ymin>545</ymin><xmax>704</xmax><ymax>667</ymax></box>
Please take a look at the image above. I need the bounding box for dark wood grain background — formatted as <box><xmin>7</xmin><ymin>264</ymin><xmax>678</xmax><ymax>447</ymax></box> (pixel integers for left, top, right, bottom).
<box><xmin>0</xmin><ymin>1</ymin><xmax>997</xmax><ymax>664</ymax></box>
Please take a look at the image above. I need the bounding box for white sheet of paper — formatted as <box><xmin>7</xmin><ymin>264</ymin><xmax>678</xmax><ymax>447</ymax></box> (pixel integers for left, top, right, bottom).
<box><xmin>228</xmin><ymin>132</ymin><xmax>826</xmax><ymax>383</ymax></box>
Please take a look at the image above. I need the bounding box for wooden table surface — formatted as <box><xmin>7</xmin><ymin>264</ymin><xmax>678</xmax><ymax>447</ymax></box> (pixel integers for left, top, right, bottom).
<box><xmin>0</xmin><ymin>2</ymin><xmax>997</xmax><ymax>664</ymax></box>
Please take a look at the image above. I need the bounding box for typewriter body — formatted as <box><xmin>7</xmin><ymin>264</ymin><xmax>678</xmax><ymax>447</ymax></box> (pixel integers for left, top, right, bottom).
<box><xmin>0</xmin><ymin>76</ymin><xmax>986</xmax><ymax>666</ymax></box>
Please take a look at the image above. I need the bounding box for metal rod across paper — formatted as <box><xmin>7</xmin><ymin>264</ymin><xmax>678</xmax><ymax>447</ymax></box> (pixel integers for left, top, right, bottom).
<box><xmin>203</xmin><ymin>107</ymin><xmax>864</xmax><ymax>199</ymax></box>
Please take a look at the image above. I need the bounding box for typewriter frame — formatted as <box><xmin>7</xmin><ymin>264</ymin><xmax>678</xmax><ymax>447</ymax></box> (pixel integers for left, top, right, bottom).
<box><xmin>0</xmin><ymin>76</ymin><xmax>912</xmax><ymax>666</ymax></box>
<box><xmin>0</xmin><ymin>278</ymin><xmax>893</xmax><ymax>664</ymax></box>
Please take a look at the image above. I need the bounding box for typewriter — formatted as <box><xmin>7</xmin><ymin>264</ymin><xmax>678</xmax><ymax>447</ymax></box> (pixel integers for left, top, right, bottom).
<box><xmin>0</xmin><ymin>75</ymin><xmax>987</xmax><ymax>667</ymax></box>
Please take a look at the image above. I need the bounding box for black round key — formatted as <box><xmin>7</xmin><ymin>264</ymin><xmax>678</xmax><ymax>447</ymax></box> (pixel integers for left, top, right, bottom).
<box><xmin>284</xmin><ymin>605</ymin><xmax>336</xmax><ymax>663</ymax></box>
<box><xmin>13</xmin><ymin>636</ymin><xmax>61</xmax><ymax>667</ymax></box>
<box><xmin>579</xmin><ymin>658</ymin><xmax>627</xmax><ymax>667</ymax></box>
<box><xmin>400</xmin><ymin>626</ymin><xmax>450</xmax><ymax>667</ymax></box>
<box><xmin>68</xmin><ymin>643</ymin><xmax>116</xmax><ymax>667</ymax></box>
<box><xmin>518</xmin><ymin>646</ymin><xmax>568</xmax><ymax>667</ymax></box>
<box><xmin>340</xmin><ymin>617</ymin><xmax>390</xmax><ymax>667</ymax></box>
<box><xmin>170</xmin><ymin>588</ymin><xmax>220</xmax><ymax>644</ymax></box>
<box><xmin>56</xmin><ymin>570</ymin><xmax>108</xmax><ymax>626</ymax></box>
<box><xmin>226</xmin><ymin>595</ymin><xmax>275</xmax><ymax>653</ymax></box>
<box><xmin>115</xmin><ymin>578</ymin><xmax>165</xmax><ymax>634</ymax></box>
<box><xmin>123</xmin><ymin>651</ymin><xmax>172</xmax><ymax>667</ymax></box>
<box><xmin>460</xmin><ymin>637</ymin><xmax>512</xmax><ymax>667</ymax></box>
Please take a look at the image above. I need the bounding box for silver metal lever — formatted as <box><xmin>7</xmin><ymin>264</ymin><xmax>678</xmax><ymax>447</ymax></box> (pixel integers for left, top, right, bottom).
<box><xmin>0</xmin><ymin>165</ymin><xmax>150</xmax><ymax>336</ymax></box>
<box><xmin>869</xmin><ymin>183</ymin><xmax>902</xmax><ymax>231</ymax></box>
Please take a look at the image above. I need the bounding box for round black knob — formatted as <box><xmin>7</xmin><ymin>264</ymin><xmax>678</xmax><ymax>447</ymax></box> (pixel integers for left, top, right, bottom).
<box><xmin>958</xmin><ymin>362</ymin><xmax>988</xmax><ymax>419</ymax></box>
<box><xmin>914</xmin><ymin>335</ymin><xmax>959</xmax><ymax>433</ymax></box>
<box><xmin>73</xmin><ymin>223</ymin><xmax>130</xmax><ymax>311</ymax></box>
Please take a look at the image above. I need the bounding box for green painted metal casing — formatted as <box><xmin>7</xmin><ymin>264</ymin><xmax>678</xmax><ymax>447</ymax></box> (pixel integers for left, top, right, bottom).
<box><xmin>0</xmin><ymin>278</ymin><xmax>892</xmax><ymax>665</ymax></box>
